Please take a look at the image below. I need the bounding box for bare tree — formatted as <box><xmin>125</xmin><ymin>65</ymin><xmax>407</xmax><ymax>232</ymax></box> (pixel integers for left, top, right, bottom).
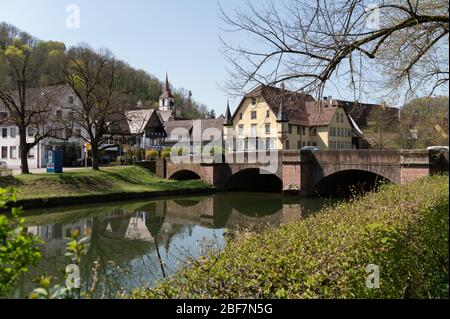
<box><xmin>0</xmin><ymin>23</ymin><xmax>69</xmax><ymax>174</ymax></box>
<box><xmin>219</xmin><ymin>0</ymin><xmax>449</xmax><ymax>101</ymax></box>
<box><xmin>364</xmin><ymin>104</ymin><xmax>400</xmax><ymax>148</ymax></box>
<box><xmin>63</xmin><ymin>45</ymin><xmax>130</xmax><ymax>170</ymax></box>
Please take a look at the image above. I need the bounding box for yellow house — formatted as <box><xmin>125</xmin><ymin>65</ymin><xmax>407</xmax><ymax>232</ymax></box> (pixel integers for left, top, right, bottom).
<box><xmin>223</xmin><ymin>85</ymin><xmax>357</xmax><ymax>151</ymax></box>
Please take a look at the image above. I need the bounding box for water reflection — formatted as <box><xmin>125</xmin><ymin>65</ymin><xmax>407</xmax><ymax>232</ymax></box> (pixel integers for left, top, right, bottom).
<box><xmin>11</xmin><ymin>193</ymin><xmax>338</xmax><ymax>298</ymax></box>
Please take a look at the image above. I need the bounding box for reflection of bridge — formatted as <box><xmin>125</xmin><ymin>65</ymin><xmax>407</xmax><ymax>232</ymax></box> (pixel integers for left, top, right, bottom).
<box><xmin>157</xmin><ymin>150</ymin><xmax>447</xmax><ymax>195</ymax></box>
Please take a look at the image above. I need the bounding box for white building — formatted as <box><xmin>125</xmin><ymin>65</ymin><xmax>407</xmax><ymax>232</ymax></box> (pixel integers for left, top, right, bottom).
<box><xmin>0</xmin><ymin>85</ymin><xmax>87</xmax><ymax>170</ymax></box>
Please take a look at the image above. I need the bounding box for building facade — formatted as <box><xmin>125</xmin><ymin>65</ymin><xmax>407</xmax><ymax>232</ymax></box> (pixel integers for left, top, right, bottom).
<box><xmin>0</xmin><ymin>85</ymin><xmax>87</xmax><ymax>169</ymax></box>
<box><xmin>223</xmin><ymin>85</ymin><xmax>360</xmax><ymax>152</ymax></box>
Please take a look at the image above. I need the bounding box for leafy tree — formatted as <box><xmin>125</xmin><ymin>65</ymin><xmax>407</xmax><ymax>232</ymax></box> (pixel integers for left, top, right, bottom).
<box><xmin>398</xmin><ymin>96</ymin><xmax>449</xmax><ymax>147</ymax></box>
<box><xmin>0</xmin><ymin>188</ymin><xmax>41</xmax><ymax>296</ymax></box>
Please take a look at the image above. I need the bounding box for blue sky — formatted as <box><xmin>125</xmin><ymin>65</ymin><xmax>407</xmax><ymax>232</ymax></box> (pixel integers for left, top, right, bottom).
<box><xmin>0</xmin><ymin>0</ymin><xmax>393</xmax><ymax>114</ymax></box>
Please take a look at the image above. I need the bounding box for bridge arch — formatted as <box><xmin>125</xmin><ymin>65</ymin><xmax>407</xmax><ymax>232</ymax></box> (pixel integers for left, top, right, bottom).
<box><xmin>168</xmin><ymin>169</ymin><xmax>201</xmax><ymax>181</ymax></box>
<box><xmin>313</xmin><ymin>169</ymin><xmax>392</xmax><ymax>197</ymax></box>
<box><xmin>225</xmin><ymin>168</ymin><xmax>282</xmax><ymax>192</ymax></box>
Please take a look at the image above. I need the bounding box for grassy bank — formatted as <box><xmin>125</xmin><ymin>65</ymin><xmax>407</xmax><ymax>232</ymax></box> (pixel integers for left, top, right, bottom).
<box><xmin>0</xmin><ymin>166</ymin><xmax>211</xmax><ymax>207</ymax></box>
<box><xmin>130</xmin><ymin>175</ymin><xmax>449</xmax><ymax>299</ymax></box>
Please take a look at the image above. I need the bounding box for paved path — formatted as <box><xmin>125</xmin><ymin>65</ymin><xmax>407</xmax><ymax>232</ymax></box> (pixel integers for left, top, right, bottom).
<box><xmin>11</xmin><ymin>167</ymin><xmax>88</xmax><ymax>176</ymax></box>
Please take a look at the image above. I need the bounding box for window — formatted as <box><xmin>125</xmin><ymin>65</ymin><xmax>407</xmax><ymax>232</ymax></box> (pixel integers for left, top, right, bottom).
<box><xmin>337</xmin><ymin>128</ymin><xmax>341</xmax><ymax>137</ymax></box>
<box><xmin>288</xmin><ymin>124</ymin><xmax>293</xmax><ymax>134</ymax></box>
<box><xmin>1</xmin><ymin>146</ymin><xmax>7</xmax><ymax>158</ymax></box>
<box><xmin>244</xmin><ymin>138</ymin><xmax>248</xmax><ymax>150</ymax></box>
<box><xmin>56</xmin><ymin>110</ymin><xmax>63</xmax><ymax>119</ymax></box>
<box><xmin>341</xmin><ymin>113</ymin><xmax>344</xmax><ymax>123</ymax></box>
<box><xmin>307</xmin><ymin>141</ymin><xmax>311</xmax><ymax>146</ymax></box>
<box><xmin>329</xmin><ymin>127</ymin><xmax>333</xmax><ymax>136</ymax></box>
<box><xmin>74</xmin><ymin>129</ymin><xmax>81</xmax><ymax>138</ymax></box>
<box><xmin>251</xmin><ymin>124</ymin><xmax>257</xmax><ymax>137</ymax></box>
<box><xmin>237</xmin><ymin>139</ymin><xmax>244</xmax><ymax>151</ymax></box>
<box><xmin>28</xmin><ymin>147</ymin><xmax>35</xmax><ymax>159</ymax></box>
<box><xmin>27</xmin><ymin>127</ymin><xmax>35</xmax><ymax>137</ymax></box>
<box><xmin>265</xmin><ymin>124</ymin><xmax>270</xmax><ymax>134</ymax></box>
<box><xmin>302</xmin><ymin>141</ymin><xmax>306</xmax><ymax>147</ymax></box>
<box><xmin>266</xmin><ymin>110</ymin><xmax>270</xmax><ymax>118</ymax></box>
<box><xmin>10</xmin><ymin>146</ymin><xmax>17</xmax><ymax>159</ymax></box>
<box><xmin>238</xmin><ymin>124</ymin><xmax>244</xmax><ymax>135</ymax></box>
<box><xmin>239</xmin><ymin>113</ymin><xmax>243</xmax><ymax>120</ymax></box>
<box><xmin>252</xmin><ymin>97</ymin><xmax>256</xmax><ymax>105</ymax></box>
<box><xmin>68</xmin><ymin>96</ymin><xmax>74</xmax><ymax>104</ymax></box>
<box><xmin>251</xmin><ymin>111</ymin><xmax>257</xmax><ymax>120</ymax></box>
<box><xmin>332</xmin><ymin>127</ymin><xmax>336</xmax><ymax>136</ymax></box>
<box><xmin>302</xmin><ymin>127</ymin><xmax>306</xmax><ymax>135</ymax></box>
<box><xmin>285</xmin><ymin>140</ymin><xmax>289</xmax><ymax>149</ymax></box>
<box><xmin>297</xmin><ymin>141</ymin><xmax>301</xmax><ymax>149</ymax></box>
<box><xmin>10</xmin><ymin>127</ymin><xmax>16</xmax><ymax>138</ymax></box>
<box><xmin>266</xmin><ymin>138</ymin><xmax>271</xmax><ymax>150</ymax></box>
<box><xmin>313</xmin><ymin>142</ymin><xmax>317</xmax><ymax>146</ymax></box>
<box><xmin>2</xmin><ymin>128</ymin><xmax>7</xmax><ymax>138</ymax></box>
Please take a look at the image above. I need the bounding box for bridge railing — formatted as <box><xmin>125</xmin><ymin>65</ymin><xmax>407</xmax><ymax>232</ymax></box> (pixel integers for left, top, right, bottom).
<box><xmin>162</xmin><ymin>149</ymin><xmax>432</xmax><ymax>166</ymax></box>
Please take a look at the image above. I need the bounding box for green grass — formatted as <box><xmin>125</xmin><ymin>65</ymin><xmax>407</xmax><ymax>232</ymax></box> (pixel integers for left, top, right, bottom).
<box><xmin>0</xmin><ymin>166</ymin><xmax>209</xmax><ymax>201</ymax></box>
<box><xmin>129</xmin><ymin>175</ymin><xmax>449</xmax><ymax>299</ymax></box>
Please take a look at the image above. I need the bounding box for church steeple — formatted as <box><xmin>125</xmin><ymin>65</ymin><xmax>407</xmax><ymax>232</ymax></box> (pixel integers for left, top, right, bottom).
<box><xmin>159</xmin><ymin>73</ymin><xmax>175</xmax><ymax>112</ymax></box>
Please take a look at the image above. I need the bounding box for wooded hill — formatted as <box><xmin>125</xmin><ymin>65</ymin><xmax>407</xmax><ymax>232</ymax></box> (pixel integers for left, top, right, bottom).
<box><xmin>0</xmin><ymin>22</ymin><xmax>213</xmax><ymax>120</ymax></box>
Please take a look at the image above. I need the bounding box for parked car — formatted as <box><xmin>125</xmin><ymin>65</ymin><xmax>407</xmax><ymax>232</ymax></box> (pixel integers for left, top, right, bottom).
<box><xmin>300</xmin><ymin>146</ymin><xmax>320</xmax><ymax>151</ymax></box>
<box><xmin>0</xmin><ymin>161</ymin><xmax>7</xmax><ymax>169</ymax></box>
<box><xmin>427</xmin><ymin>146</ymin><xmax>449</xmax><ymax>152</ymax></box>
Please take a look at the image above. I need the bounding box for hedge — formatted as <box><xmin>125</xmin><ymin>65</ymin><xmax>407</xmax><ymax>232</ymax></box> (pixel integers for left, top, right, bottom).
<box><xmin>130</xmin><ymin>175</ymin><xmax>449</xmax><ymax>299</ymax></box>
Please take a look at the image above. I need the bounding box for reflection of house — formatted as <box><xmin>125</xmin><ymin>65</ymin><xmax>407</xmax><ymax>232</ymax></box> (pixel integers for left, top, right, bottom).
<box><xmin>124</xmin><ymin>211</ymin><xmax>153</xmax><ymax>241</ymax></box>
<box><xmin>26</xmin><ymin>218</ymin><xmax>92</xmax><ymax>258</ymax></box>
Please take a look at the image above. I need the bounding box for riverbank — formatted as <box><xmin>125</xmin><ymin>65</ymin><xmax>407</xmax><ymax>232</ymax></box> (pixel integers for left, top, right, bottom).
<box><xmin>0</xmin><ymin>166</ymin><xmax>213</xmax><ymax>210</ymax></box>
<box><xmin>130</xmin><ymin>175</ymin><xmax>449</xmax><ymax>299</ymax></box>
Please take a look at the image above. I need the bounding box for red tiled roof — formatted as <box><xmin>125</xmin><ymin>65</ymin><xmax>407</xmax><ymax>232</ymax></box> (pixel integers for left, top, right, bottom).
<box><xmin>305</xmin><ymin>100</ymin><xmax>339</xmax><ymax>126</ymax></box>
<box><xmin>234</xmin><ymin>85</ymin><xmax>314</xmax><ymax>126</ymax></box>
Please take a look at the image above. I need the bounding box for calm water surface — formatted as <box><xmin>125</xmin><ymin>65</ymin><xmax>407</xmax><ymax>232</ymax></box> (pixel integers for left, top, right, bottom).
<box><xmin>10</xmin><ymin>192</ymin><xmax>340</xmax><ymax>298</ymax></box>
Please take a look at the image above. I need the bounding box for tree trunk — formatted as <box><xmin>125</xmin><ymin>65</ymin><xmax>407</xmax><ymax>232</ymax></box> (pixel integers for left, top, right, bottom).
<box><xmin>19</xmin><ymin>129</ymin><xmax>30</xmax><ymax>174</ymax></box>
<box><xmin>91</xmin><ymin>142</ymin><xmax>100</xmax><ymax>171</ymax></box>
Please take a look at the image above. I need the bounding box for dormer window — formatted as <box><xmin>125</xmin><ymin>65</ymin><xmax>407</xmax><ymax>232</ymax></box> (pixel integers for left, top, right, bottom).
<box><xmin>252</xmin><ymin>97</ymin><xmax>256</xmax><ymax>105</ymax></box>
<box><xmin>68</xmin><ymin>96</ymin><xmax>74</xmax><ymax>104</ymax></box>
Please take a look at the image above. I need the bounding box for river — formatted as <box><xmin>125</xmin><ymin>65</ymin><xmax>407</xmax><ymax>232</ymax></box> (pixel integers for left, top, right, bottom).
<box><xmin>9</xmin><ymin>192</ymin><xmax>340</xmax><ymax>298</ymax></box>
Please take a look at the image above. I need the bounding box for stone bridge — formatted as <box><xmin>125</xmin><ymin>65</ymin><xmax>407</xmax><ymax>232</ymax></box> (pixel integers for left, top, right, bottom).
<box><xmin>155</xmin><ymin>149</ymin><xmax>447</xmax><ymax>196</ymax></box>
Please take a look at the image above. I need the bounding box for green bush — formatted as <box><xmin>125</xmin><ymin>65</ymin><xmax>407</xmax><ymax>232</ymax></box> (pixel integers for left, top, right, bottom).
<box><xmin>0</xmin><ymin>189</ymin><xmax>42</xmax><ymax>296</ymax></box>
<box><xmin>145</xmin><ymin>150</ymin><xmax>158</xmax><ymax>160</ymax></box>
<box><xmin>161</xmin><ymin>150</ymin><xmax>171</xmax><ymax>158</ymax></box>
<box><xmin>130</xmin><ymin>175</ymin><xmax>449</xmax><ymax>299</ymax></box>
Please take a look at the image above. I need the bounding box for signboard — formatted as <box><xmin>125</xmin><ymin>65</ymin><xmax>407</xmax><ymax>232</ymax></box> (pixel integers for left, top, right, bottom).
<box><xmin>47</xmin><ymin>150</ymin><xmax>63</xmax><ymax>173</ymax></box>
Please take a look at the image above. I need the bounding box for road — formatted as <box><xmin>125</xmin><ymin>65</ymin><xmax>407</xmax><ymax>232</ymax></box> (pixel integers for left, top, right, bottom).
<box><xmin>11</xmin><ymin>167</ymin><xmax>88</xmax><ymax>176</ymax></box>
